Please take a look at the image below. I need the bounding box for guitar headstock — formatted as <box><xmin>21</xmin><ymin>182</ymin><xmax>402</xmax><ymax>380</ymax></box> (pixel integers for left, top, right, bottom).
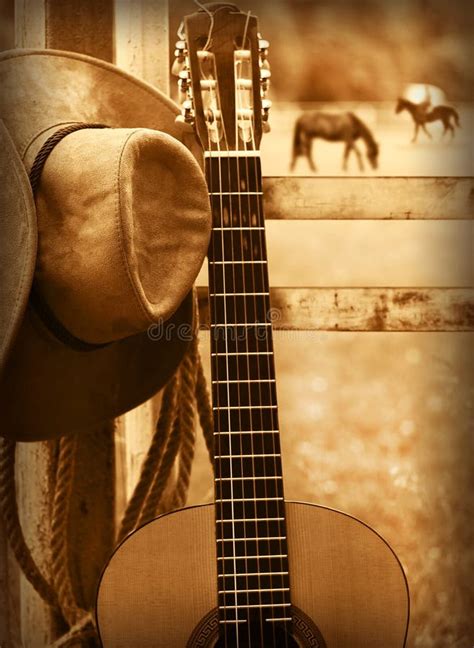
<box><xmin>172</xmin><ymin>2</ymin><xmax>271</xmax><ymax>152</ymax></box>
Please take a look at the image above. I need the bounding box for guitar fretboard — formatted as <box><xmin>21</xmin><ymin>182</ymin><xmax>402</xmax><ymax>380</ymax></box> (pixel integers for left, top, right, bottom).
<box><xmin>206</xmin><ymin>154</ymin><xmax>292</xmax><ymax>632</ymax></box>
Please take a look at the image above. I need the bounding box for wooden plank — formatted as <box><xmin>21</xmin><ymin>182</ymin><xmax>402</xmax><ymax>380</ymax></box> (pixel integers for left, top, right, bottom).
<box><xmin>113</xmin><ymin>1</ymin><xmax>175</xmax><ymax>522</ymax></box>
<box><xmin>115</xmin><ymin>0</ymin><xmax>170</xmax><ymax>91</ymax></box>
<box><xmin>14</xmin><ymin>0</ymin><xmax>46</xmax><ymax>48</ymax></box>
<box><xmin>12</xmin><ymin>2</ymin><xmax>117</xmax><ymax>646</ymax></box>
<box><xmin>263</xmin><ymin>177</ymin><xmax>474</xmax><ymax>220</ymax></box>
<box><xmin>16</xmin><ymin>443</ymin><xmax>55</xmax><ymax>647</ymax></box>
<box><xmin>197</xmin><ymin>287</ymin><xmax>474</xmax><ymax>332</ymax></box>
<box><xmin>45</xmin><ymin>0</ymin><xmax>114</xmax><ymax>61</ymax></box>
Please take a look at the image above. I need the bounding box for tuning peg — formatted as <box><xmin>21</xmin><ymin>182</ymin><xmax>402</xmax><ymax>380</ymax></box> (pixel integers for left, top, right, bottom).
<box><xmin>258</xmin><ymin>38</ymin><xmax>269</xmax><ymax>52</ymax></box>
<box><xmin>260</xmin><ymin>68</ymin><xmax>271</xmax><ymax>94</ymax></box>
<box><xmin>172</xmin><ymin>40</ymin><xmax>188</xmax><ymax>77</ymax></box>
<box><xmin>172</xmin><ymin>58</ymin><xmax>186</xmax><ymax>77</ymax></box>
<box><xmin>180</xmin><ymin>99</ymin><xmax>195</xmax><ymax>124</ymax></box>
<box><xmin>262</xmin><ymin>98</ymin><xmax>272</xmax><ymax>123</ymax></box>
<box><xmin>262</xmin><ymin>121</ymin><xmax>271</xmax><ymax>134</ymax></box>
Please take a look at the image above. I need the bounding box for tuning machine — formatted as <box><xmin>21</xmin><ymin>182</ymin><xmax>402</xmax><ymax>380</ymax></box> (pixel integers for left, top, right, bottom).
<box><xmin>258</xmin><ymin>36</ymin><xmax>270</xmax><ymax>71</ymax></box>
<box><xmin>261</xmin><ymin>98</ymin><xmax>271</xmax><ymax>133</ymax></box>
<box><xmin>175</xmin><ymin>99</ymin><xmax>195</xmax><ymax>129</ymax></box>
<box><xmin>171</xmin><ymin>40</ymin><xmax>188</xmax><ymax>77</ymax></box>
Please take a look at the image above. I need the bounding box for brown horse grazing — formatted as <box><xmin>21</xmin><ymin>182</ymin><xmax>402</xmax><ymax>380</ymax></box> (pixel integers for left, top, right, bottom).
<box><xmin>291</xmin><ymin>111</ymin><xmax>379</xmax><ymax>172</ymax></box>
<box><xmin>395</xmin><ymin>98</ymin><xmax>460</xmax><ymax>142</ymax></box>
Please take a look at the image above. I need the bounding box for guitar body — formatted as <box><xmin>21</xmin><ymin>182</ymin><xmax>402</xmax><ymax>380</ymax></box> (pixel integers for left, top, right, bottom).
<box><xmin>96</xmin><ymin>502</ymin><xmax>409</xmax><ymax>647</ymax></box>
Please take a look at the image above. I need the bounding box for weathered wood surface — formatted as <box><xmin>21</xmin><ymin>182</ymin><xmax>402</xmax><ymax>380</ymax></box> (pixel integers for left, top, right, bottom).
<box><xmin>263</xmin><ymin>177</ymin><xmax>474</xmax><ymax>220</ymax></box>
<box><xmin>46</xmin><ymin>0</ymin><xmax>114</xmax><ymax>61</ymax></box>
<box><xmin>113</xmin><ymin>0</ymin><xmax>173</xmax><ymax>521</ymax></box>
<box><xmin>14</xmin><ymin>0</ymin><xmax>46</xmax><ymax>48</ymax></box>
<box><xmin>114</xmin><ymin>0</ymin><xmax>170</xmax><ymax>92</ymax></box>
<box><xmin>197</xmin><ymin>287</ymin><xmax>474</xmax><ymax>331</ymax></box>
<box><xmin>12</xmin><ymin>1</ymin><xmax>117</xmax><ymax>646</ymax></box>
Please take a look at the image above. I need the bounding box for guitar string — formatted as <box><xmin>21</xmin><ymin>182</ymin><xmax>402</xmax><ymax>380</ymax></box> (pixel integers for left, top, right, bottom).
<box><xmin>223</xmin><ymin>73</ymin><xmax>252</xmax><ymax>646</ymax></box>
<box><xmin>236</xmin><ymin>61</ymin><xmax>271</xmax><ymax>646</ymax></box>
<box><xmin>245</xmin><ymin>114</ymin><xmax>278</xmax><ymax>648</ymax></box>
<box><xmin>207</xmin><ymin>70</ymin><xmax>237</xmax><ymax>646</ymax></box>
<box><xmin>235</xmin><ymin>55</ymin><xmax>262</xmax><ymax>648</ymax></box>
<box><xmin>239</xmin><ymin>56</ymin><xmax>277</xmax><ymax>645</ymax></box>
<box><xmin>246</xmin><ymin>49</ymin><xmax>290</xmax><ymax>646</ymax></box>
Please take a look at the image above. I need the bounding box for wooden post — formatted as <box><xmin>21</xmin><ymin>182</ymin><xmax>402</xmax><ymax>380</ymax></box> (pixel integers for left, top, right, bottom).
<box><xmin>114</xmin><ymin>0</ymin><xmax>170</xmax><ymax>92</ymax></box>
<box><xmin>113</xmin><ymin>0</ymin><xmax>174</xmax><ymax>516</ymax></box>
<box><xmin>13</xmin><ymin>2</ymin><xmax>116</xmax><ymax>645</ymax></box>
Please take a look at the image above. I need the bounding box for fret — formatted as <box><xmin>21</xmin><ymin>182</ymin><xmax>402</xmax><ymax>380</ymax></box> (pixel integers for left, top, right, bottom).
<box><xmin>209</xmin><ymin>194</ymin><xmax>264</xmax><ymax>229</ymax></box>
<box><xmin>217</xmin><ymin>537</ymin><xmax>286</xmax><ymax>543</ymax></box>
<box><xmin>216</xmin><ymin>457</ymin><xmax>282</xmax><ymax>481</ymax></box>
<box><xmin>220</xmin><ymin>587</ymin><xmax>290</xmax><ymax>594</ymax></box>
<box><xmin>213</xmin><ymin>405</ymin><xmax>277</xmax><ymax>410</ymax></box>
<box><xmin>215</xmin><ymin>520</ymin><xmax>287</xmax><ymax>542</ymax></box>
<box><xmin>210</xmin><ymin>292</ymin><xmax>269</xmax><ymax>296</ymax></box>
<box><xmin>213</xmin><ymin>408</ymin><xmax>279</xmax><ymax>433</ymax></box>
<box><xmin>217</xmin><ymin>498</ymin><xmax>285</xmax><ymax>520</ymax></box>
<box><xmin>206</xmin><ymin>159</ymin><xmax>262</xmax><ymax>193</ymax></box>
<box><xmin>210</xmin><ymin>192</ymin><xmax>263</xmax><ymax>196</ymax></box>
<box><xmin>216</xmin><ymin>476</ymin><xmax>282</xmax><ymax>481</ymax></box>
<box><xmin>210</xmin><ymin>322</ymin><xmax>271</xmax><ymax>327</ymax></box>
<box><xmin>204</xmin><ymin>150</ymin><xmax>260</xmax><ymax>157</ymax></box>
<box><xmin>216</xmin><ymin>518</ymin><xmax>284</xmax><ymax>523</ymax></box>
<box><xmin>209</xmin><ymin>229</ymin><xmax>267</xmax><ymax>262</ymax></box>
<box><xmin>213</xmin><ymin>430</ymin><xmax>278</xmax><ymax>434</ymax></box>
<box><xmin>215</xmin><ymin>454</ymin><xmax>280</xmax><ymax>460</ymax></box>
<box><xmin>214</xmin><ymin>433</ymin><xmax>281</xmax><ymax>458</ymax></box>
<box><xmin>211</xmin><ymin>333</ymin><xmax>274</xmax><ymax>358</ymax></box>
<box><xmin>266</xmin><ymin>617</ymin><xmax>293</xmax><ymax>623</ymax></box>
<box><xmin>212</xmin><ymin>379</ymin><xmax>275</xmax><ymax>383</ymax></box>
<box><xmin>211</xmin><ymin>351</ymin><xmax>272</xmax><ymax>356</ymax></box>
<box><xmin>217</xmin><ymin>539</ymin><xmax>287</xmax><ymax>560</ymax></box>
<box><xmin>219</xmin><ymin>603</ymin><xmax>291</xmax><ymax>609</ymax></box>
<box><xmin>210</xmin><ymin>295</ymin><xmax>270</xmax><ymax>325</ymax></box>
<box><xmin>217</xmin><ymin>554</ymin><xmax>287</xmax><ymax>561</ymax></box>
<box><xmin>209</xmin><ymin>260</ymin><xmax>267</xmax><ymax>265</ymax></box>
<box><xmin>217</xmin><ymin>574</ymin><xmax>291</xmax><ymax>597</ymax></box>
<box><xmin>219</xmin><ymin>591</ymin><xmax>290</xmax><ymax>608</ymax></box>
<box><xmin>212</xmin><ymin>382</ymin><xmax>277</xmax><ymax>409</ymax></box>
<box><xmin>218</xmin><ymin>571</ymin><xmax>288</xmax><ymax>577</ymax></box>
<box><xmin>209</xmin><ymin>262</ymin><xmax>269</xmax><ymax>294</ymax></box>
<box><xmin>215</xmin><ymin>497</ymin><xmax>283</xmax><ymax>504</ymax></box>
<box><xmin>217</xmin><ymin>480</ymin><xmax>283</xmax><ymax>502</ymax></box>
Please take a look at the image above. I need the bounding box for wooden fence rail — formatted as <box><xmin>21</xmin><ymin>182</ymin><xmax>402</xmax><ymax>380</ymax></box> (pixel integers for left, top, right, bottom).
<box><xmin>198</xmin><ymin>288</ymin><xmax>474</xmax><ymax>332</ymax></box>
<box><xmin>263</xmin><ymin>177</ymin><xmax>474</xmax><ymax>220</ymax></box>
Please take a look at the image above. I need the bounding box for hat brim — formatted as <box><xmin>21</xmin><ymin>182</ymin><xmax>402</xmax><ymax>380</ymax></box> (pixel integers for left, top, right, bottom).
<box><xmin>0</xmin><ymin>49</ymin><xmax>201</xmax><ymax>441</ymax></box>
<box><xmin>0</xmin><ymin>120</ymin><xmax>37</xmax><ymax>373</ymax></box>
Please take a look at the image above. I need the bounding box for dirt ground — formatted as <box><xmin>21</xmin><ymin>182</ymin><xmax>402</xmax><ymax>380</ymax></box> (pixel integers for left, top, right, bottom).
<box><xmin>189</xmin><ymin>103</ymin><xmax>474</xmax><ymax>647</ymax></box>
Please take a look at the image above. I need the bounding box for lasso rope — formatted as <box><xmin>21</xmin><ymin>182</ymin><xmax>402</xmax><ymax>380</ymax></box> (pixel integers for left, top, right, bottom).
<box><xmin>0</xmin><ymin>327</ymin><xmax>214</xmax><ymax>646</ymax></box>
<box><xmin>117</xmin><ymin>374</ymin><xmax>178</xmax><ymax>543</ymax></box>
<box><xmin>0</xmin><ymin>438</ymin><xmax>59</xmax><ymax>610</ymax></box>
<box><xmin>50</xmin><ymin>434</ymin><xmax>86</xmax><ymax>627</ymax></box>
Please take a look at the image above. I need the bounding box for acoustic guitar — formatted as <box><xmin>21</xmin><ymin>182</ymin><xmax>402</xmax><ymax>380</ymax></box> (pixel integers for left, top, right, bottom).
<box><xmin>96</xmin><ymin>4</ymin><xmax>409</xmax><ymax>646</ymax></box>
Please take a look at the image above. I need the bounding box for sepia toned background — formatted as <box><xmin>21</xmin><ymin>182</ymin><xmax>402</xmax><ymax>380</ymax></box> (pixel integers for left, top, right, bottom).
<box><xmin>1</xmin><ymin>1</ymin><xmax>473</xmax><ymax>646</ymax></box>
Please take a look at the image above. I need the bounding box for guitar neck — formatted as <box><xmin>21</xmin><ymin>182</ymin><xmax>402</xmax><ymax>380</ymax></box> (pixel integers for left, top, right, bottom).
<box><xmin>206</xmin><ymin>151</ymin><xmax>292</xmax><ymax>626</ymax></box>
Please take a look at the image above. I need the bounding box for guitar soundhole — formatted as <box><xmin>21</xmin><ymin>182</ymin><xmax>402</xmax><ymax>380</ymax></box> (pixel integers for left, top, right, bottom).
<box><xmin>187</xmin><ymin>606</ymin><xmax>327</xmax><ymax>647</ymax></box>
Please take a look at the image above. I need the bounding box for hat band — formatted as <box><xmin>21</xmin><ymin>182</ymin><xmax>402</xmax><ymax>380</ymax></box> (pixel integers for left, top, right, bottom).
<box><xmin>29</xmin><ymin>123</ymin><xmax>111</xmax><ymax>352</ymax></box>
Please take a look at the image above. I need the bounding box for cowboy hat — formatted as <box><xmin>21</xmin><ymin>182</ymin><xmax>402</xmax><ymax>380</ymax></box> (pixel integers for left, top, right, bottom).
<box><xmin>0</xmin><ymin>49</ymin><xmax>211</xmax><ymax>441</ymax></box>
